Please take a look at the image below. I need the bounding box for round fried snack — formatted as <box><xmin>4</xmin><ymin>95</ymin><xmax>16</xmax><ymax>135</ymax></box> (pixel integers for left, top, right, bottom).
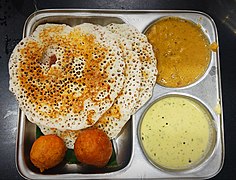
<box><xmin>30</xmin><ymin>134</ymin><xmax>67</xmax><ymax>172</ymax></box>
<box><xmin>74</xmin><ymin>128</ymin><xmax>112</xmax><ymax>167</ymax></box>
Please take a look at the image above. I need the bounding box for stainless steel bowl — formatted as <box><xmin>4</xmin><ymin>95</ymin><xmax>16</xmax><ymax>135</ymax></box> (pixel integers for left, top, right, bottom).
<box><xmin>138</xmin><ymin>92</ymin><xmax>218</xmax><ymax>173</ymax></box>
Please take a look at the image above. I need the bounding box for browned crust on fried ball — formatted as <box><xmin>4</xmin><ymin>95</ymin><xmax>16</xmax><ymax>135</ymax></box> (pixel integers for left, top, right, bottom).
<box><xmin>30</xmin><ymin>134</ymin><xmax>67</xmax><ymax>172</ymax></box>
<box><xmin>74</xmin><ymin>128</ymin><xmax>112</xmax><ymax>167</ymax></box>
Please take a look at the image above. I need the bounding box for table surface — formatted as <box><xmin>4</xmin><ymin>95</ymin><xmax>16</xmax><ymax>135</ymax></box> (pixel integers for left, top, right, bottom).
<box><xmin>0</xmin><ymin>0</ymin><xmax>235</xmax><ymax>179</ymax></box>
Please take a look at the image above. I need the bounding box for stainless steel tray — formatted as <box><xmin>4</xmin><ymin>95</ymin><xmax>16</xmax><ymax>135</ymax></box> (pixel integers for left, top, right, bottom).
<box><xmin>16</xmin><ymin>9</ymin><xmax>224</xmax><ymax>179</ymax></box>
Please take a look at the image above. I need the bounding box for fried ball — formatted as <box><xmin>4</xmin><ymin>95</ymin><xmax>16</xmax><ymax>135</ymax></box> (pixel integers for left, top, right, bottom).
<box><xmin>74</xmin><ymin>128</ymin><xmax>112</xmax><ymax>167</ymax></box>
<box><xmin>30</xmin><ymin>134</ymin><xmax>67</xmax><ymax>172</ymax></box>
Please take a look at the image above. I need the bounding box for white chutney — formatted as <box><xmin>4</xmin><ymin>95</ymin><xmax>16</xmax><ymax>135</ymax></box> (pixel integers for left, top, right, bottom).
<box><xmin>139</xmin><ymin>95</ymin><xmax>216</xmax><ymax>171</ymax></box>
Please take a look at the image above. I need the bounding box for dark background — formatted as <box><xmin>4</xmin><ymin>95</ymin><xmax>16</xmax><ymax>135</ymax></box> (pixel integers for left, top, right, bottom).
<box><xmin>0</xmin><ymin>0</ymin><xmax>235</xmax><ymax>179</ymax></box>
